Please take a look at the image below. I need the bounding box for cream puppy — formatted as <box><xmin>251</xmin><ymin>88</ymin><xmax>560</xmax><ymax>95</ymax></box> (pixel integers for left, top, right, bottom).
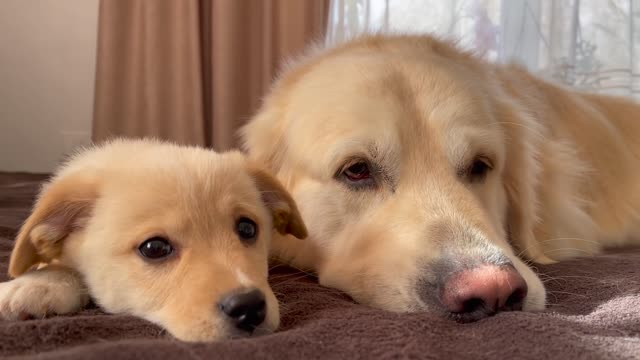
<box><xmin>0</xmin><ymin>139</ymin><xmax>307</xmax><ymax>342</ymax></box>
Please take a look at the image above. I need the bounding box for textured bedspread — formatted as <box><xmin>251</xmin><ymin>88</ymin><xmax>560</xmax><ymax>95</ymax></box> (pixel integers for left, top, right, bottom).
<box><xmin>0</xmin><ymin>173</ymin><xmax>638</xmax><ymax>359</ymax></box>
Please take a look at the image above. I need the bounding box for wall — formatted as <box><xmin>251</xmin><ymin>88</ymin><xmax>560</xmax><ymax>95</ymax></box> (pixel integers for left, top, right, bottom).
<box><xmin>0</xmin><ymin>0</ymin><xmax>99</xmax><ymax>172</ymax></box>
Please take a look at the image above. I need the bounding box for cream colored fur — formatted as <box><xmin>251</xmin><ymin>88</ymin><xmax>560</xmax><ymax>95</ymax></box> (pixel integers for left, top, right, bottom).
<box><xmin>0</xmin><ymin>139</ymin><xmax>307</xmax><ymax>342</ymax></box>
<box><xmin>241</xmin><ymin>34</ymin><xmax>640</xmax><ymax>313</ymax></box>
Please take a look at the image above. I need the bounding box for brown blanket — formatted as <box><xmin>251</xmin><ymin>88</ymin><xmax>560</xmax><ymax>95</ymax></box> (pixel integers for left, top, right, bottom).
<box><xmin>0</xmin><ymin>173</ymin><xmax>638</xmax><ymax>360</ymax></box>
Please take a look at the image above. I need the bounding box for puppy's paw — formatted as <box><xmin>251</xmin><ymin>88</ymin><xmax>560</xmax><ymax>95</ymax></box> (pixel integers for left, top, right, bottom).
<box><xmin>0</xmin><ymin>266</ymin><xmax>89</xmax><ymax>320</ymax></box>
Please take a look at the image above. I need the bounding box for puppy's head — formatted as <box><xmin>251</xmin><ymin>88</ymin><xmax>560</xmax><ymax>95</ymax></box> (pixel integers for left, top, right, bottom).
<box><xmin>9</xmin><ymin>139</ymin><xmax>306</xmax><ymax>342</ymax></box>
<box><xmin>242</xmin><ymin>35</ymin><xmax>546</xmax><ymax>319</ymax></box>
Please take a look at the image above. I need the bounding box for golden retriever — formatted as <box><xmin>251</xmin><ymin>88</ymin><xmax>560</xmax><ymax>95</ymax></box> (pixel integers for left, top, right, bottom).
<box><xmin>241</xmin><ymin>34</ymin><xmax>640</xmax><ymax>320</ymax></box>
<box><xmin>0</xmin><ymin>139</ymin><xmax>307</xmax><ymax>342</ymax></box>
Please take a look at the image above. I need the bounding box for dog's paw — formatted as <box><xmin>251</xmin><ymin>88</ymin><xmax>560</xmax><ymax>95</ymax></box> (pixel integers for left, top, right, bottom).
<box><xmin>0</xmin><ymin>266</ymin><xmax>89</xmax><ymax>320</ymax></box>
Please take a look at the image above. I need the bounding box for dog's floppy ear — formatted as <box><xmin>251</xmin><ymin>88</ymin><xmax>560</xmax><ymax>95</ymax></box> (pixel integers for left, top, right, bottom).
<box><xmin>496</xmin><ymin>98</ymin><xmax>555</xmax><ymax>264</ymax></box>
<box><xmin>247</xmin><ymin>166</ymin><xmax>308</xmax><ymax>240</ymax></box>
<box><xmin>9</xmin><ymin>173</ymin><xmax>98</xmax><ymax>277</ymax></box>
<box><xmin>239</xmin><ymin>100</ymin><xmax>288</xmax><ymax>173</ymax></box>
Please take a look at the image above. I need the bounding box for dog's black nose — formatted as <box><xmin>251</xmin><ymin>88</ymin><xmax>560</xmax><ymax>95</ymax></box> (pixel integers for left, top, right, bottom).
<box><xmin>219</xmin><ymin>288</ymin><xmax>266</xmax><ymax>332</ymax></box>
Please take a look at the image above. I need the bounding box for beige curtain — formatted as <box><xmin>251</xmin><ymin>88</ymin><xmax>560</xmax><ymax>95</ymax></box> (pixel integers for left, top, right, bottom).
<box><xmin>93</xmin><ymin>0</ymin><xmax>329</xmax><ymax>150</ymax></box>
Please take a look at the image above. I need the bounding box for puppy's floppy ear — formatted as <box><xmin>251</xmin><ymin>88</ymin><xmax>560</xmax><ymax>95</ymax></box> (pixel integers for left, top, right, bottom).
<box><xmin>247</xmin><ymin>166</ymin><xmax>308</xmax><ymax>240</ymax></box>
<box><xmin>9</xmin><ymin>173</ymin><xmax>98</xmax><ymax>277</ymax></box>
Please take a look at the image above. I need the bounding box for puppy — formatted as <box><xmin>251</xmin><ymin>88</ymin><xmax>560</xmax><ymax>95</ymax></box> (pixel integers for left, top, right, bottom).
<box><xmin>241</xmin><ymin>34</ymin><xmax>640</xmax><ymax>321</ymax></box>
<box><xmin>0</xmin><ymin>139</ymin><xmax>307</xmax><ymax>342</ymax></box>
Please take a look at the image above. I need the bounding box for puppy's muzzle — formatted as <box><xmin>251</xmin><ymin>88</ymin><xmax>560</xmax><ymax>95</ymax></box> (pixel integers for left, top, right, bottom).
<box><xmin>219</xmin><ymin>288</ymin><xmax>267</xmax><ymax>333</ymax></box>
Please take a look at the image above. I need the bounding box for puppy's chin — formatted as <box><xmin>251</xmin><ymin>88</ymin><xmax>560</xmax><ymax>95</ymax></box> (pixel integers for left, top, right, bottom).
<box><xmin>170</xmin><ymin>323</ymin><xmax>277</xmax><ymax>342</ymax></box>
<box><xmin>228</xmin><ymin>324</ymin><xmax>276</xmax><ymax>340</ymax></box>
<box><xmin>225</xmin><ymin>314</ymin><xmax>279</xmax><ymax>341</ymax></box>
<box><xmin>166</xmin><ymin>331</ymin><xmax>225</xmax><ymax>343</ymax></box>
<box><xmin>154</xmin><ymin>310</ymin><xmax>279</xmax><ymax>342</ymax></box>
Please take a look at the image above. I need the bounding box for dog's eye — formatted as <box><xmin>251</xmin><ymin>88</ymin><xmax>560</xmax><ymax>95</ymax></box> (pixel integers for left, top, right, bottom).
<box><xmin>344</xmin><ymin>162</ymin><xmax>371</xmax><ymax>181</ymax></box>
<box><xmin>336</xmin><ymin>159</ymin><xmax>377</xmax><ymax>189</ymax></box>
<box><xmin>467</xmin><ymin>156</ymin><xmax>493</xmax><ymax>182</ymax></box>
<box><xmin>236</xmin><ymin>217</ymin><xmax>258</xmax><ymax>244</ymax></box>
<box><xmin>338</xmin><ymin>160</ymin><xmax>378</xmax><ymax>189</ymax></box>
<box><xmin>138</xmin><ymin>237</ymin><xmax>174</xmax><ymax>260</ymax></box>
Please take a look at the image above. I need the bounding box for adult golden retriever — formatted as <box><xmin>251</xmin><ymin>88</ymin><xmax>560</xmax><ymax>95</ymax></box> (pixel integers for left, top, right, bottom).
<box><xmin>241</xmin><ymin>34</ymin><xmax>640</xmax><ymax>321</ymax></box>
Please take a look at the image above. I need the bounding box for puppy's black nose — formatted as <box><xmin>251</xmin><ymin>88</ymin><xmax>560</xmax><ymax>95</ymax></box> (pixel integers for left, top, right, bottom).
<box><xmin>219</xmin><ymin>288</ymin><xmax>266</xmax><ymax>332</ymax></box>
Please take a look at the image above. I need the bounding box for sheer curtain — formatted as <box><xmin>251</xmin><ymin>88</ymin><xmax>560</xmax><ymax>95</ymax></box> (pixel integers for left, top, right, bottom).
<box><xmin>326</xmin><ymin>0</ymin><xmax>640</xmax><ymax>99</ymax></box>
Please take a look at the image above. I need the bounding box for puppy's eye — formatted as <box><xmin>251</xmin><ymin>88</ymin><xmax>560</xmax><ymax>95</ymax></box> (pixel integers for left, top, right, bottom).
<box><xmin>467</xmin><ymin>156</ymin><xmax>493</xmax><ymax>182</ymax></box>
<box><xmin>138</xmin><ymin>237</ymin><xmax>174</xmax><ymax>260</ymax></box>
<box><xmin>236</xmin><ymin>217</ymin><xmax>258</xmax><ymax>244</ymax></box>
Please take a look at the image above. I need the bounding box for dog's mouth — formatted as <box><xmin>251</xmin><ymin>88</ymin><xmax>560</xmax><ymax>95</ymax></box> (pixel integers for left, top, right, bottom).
<box><xmin>444</xmin><ymin>285</ymin><xmax>529</xmax><ymax>323</ymax></box>
<box><xmin>446</xmin><ymin>302</ymin><xmax>499</xmax><ymax>323</ymax></box>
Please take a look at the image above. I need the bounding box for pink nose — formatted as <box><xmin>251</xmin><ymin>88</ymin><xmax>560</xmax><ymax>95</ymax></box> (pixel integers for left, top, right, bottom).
<box><xmin>440</xmin><ymin>265</ymin><xmax>528</xmax><ymax>321</ymax></box>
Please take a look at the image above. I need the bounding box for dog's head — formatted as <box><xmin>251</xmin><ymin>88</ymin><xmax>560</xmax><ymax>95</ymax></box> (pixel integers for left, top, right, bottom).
<box><xmin>242</xmin><ymin>35</ymin><xmax>547</xmax><ymax>320</ymax></box>
<box><xmin>8</xmin><ymin>139</ymin><xmax>307</xmax><ymax>341</ymax></box>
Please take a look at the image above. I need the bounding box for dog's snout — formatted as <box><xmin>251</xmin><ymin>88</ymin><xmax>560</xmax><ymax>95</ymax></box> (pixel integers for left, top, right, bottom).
<box><xmin>219</xmin><ymin>288</ymin><xmax>267</xmax><ymax>332</ymax></box>
<box><xmin>440</xmin><ymin>265</ymin><xmax>528</xmax><ymax>322</ymax></box>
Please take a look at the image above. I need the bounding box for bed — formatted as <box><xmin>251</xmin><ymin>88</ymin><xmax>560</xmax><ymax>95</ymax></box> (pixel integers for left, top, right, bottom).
<box><xmin>0</xmin><ymin>172</ymin><xmax>638</xmax><ymax>359</ymax></box>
